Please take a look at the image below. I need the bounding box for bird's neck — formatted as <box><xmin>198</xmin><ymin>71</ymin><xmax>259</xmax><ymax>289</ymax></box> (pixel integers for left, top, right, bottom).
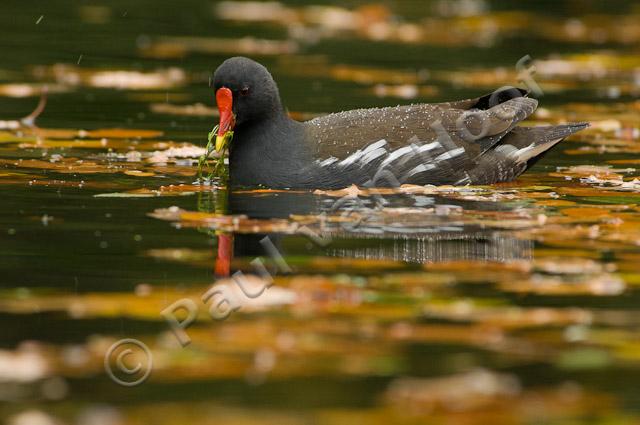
<box><xmin>228</xmin><ymin>112</ymin><xmax>308</xmax><ymax>186</ymax></box>
<box><xmin>232</xmin><ymin>110</ymin><xmax>299</xmax><ymax>150</ymax></box>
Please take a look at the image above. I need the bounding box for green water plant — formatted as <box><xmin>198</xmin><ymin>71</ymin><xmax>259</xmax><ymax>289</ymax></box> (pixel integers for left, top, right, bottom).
<box><xmin>198</xmin><ymin>124</ymin><xmax>233</xmax><ymax>182</ymax></box>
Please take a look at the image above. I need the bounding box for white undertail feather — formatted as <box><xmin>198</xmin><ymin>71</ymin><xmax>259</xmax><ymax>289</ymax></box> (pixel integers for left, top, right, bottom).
<box><xmin>496</xmin><ymin>138</ymin><xmax>564</xmax><ymax>163</ymax></box>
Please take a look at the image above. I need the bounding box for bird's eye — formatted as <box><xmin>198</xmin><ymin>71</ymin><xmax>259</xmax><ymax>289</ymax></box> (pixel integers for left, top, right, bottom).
<box><xmin>239</xmin><ymin>87</ymin><xmax>250</xmax><ymax>97</ymax></box>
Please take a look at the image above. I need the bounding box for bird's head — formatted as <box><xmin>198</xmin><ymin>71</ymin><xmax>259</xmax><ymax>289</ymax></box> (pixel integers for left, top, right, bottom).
<box><xmin>212</xmin><ymin>57</ymin><xmax>282</xmax><ymax>152</ymax></box>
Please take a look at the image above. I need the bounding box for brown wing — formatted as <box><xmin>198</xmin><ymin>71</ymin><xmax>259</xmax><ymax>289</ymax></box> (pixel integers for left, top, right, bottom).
<box><xmin>305</xmin><ymin>94</ymin><xmax>538</xmax><ymax>162</ymax></box>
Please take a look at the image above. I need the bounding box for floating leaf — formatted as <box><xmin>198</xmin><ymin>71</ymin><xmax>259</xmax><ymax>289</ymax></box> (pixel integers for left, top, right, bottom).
<box><xmin>150</xmin><ymin>102</ymin><xmax>218</xmax><ymax>117</ymax></box>
<box><xmin>140</xmin><ymin>36</ymin><xmax>298</xmax><ymax>59</ymax></box>
<box><xmin>32</xmin><ymin>64</ymin><xmax>187</xmax><ymax>90</ymax></box>
<box><xmin>123</xmin><ymin>170</ymin><xmax>155</xmax><ymax>177</ymax></box>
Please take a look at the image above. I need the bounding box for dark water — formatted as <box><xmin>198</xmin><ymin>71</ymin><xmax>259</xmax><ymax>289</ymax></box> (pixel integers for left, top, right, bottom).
<box><xmin>1</xmin><ymin>1</ymin><xmax>640</xmax><ymax>424</ymax></box>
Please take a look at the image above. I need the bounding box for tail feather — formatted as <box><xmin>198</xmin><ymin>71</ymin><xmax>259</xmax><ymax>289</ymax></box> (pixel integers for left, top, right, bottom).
<box><xmin>468</xmin><ymin>122</ymin><xmax>589</xmax><ymax>184</ymax></box>
<box><xmin>496</xmin><ymin>122</ymin><xmax>589</xmax><ymax>164</ymax></box>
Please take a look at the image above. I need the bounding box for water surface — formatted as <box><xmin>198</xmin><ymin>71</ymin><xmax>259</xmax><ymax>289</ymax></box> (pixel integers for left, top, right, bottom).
<box><xmin>1</xmin><ymin>1</ymin><xmax>640</xmax><ymax>424</ymax></box>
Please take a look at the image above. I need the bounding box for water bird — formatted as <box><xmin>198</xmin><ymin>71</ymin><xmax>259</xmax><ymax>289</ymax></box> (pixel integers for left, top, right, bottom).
<box><xmin>212</xmin><ymin>57</ymin><xmax>588</xmax><ymax>189</ymax></box>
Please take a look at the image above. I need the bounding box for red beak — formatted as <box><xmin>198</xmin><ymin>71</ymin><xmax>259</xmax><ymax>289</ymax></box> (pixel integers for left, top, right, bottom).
<box><xmin>215</xmin><ymin>87</ymin><xmax>235</xmax><ymax>151</ymax></box>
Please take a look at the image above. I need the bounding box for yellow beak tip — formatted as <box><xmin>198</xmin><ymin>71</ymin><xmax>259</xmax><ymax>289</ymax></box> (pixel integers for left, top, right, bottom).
<box><xmin>215</xmin><ymin>135</ymin><xmax>226</xmax><ymax>152</ymax></box>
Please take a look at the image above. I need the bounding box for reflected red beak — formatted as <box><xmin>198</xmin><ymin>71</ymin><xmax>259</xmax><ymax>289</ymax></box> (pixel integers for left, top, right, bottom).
<box><xmin>215</xmin><ymin>234</ymin><xmax>233</xmax><ymax>277</ymax></box>
<box><xmin>215</xmin><ymin>87</ymin><xmax>235</xmax><ymax>152</ymax></box>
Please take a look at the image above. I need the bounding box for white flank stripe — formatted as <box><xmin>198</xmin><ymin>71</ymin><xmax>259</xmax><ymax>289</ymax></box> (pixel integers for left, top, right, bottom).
<box><xmin>318</xmin><ymin>157</ymin><xmax>338</xmax><ymax>167</ymax></box>
<box><xmin>361</xmin><ymin>139</ymin><xmax>388</xmax><ymax>155</ymax></box>
<box><xmin>404</xmin><ymin>163</ymin><xmax>436</xmax><ymax>179</ymax></box>
<box><xmin>417</xmin><ymin>141</ymin><xmax>442</xmax><ymax>153</ymax></box>
<box><xmin>380</xmin><ymin>145</ymin><xmax>414</xmax><ymax>168</ymax></box>
<box><xmin>360</xmin><ymin>147</ymin><xmax>388</xmax><ymax>164</ymax></box>
<box><xmin>434</xmin><ymin>147</ymin><xmax>465</xmax><ymax>163</ymax></box>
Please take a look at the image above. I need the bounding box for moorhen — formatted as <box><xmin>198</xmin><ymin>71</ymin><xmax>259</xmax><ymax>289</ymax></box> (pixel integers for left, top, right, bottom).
<box><xmin>212</xmin><ymin>57</ymin><xmax>588</xmax><ymax>189</ymax></box>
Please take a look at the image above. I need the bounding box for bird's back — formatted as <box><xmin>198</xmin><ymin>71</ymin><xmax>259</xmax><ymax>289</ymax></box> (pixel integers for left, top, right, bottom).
<box><xmin>301</xmin><ymin>90</ymin><xmax>564</xmax><ymax>188</ymax></box>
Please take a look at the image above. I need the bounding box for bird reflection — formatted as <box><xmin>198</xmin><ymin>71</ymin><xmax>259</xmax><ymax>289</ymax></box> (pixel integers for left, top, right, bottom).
<box><xmin>325</xmin><ymin>232</ymin><xmax>533</xmax><ymax>263</ymax></box>
<box><xmin>205</xmin><ymin>190</ymin><xmax>533</xmax><ymax>277</ymax></box>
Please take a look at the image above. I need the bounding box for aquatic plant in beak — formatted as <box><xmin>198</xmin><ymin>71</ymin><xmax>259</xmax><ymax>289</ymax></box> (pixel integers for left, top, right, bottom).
<box><xmin>198</xmin><ymin>124</ymin><xmax>233</xmax><ymax>181</ymax></box>
<box><xmin>198</xmin><ymin>87</ymin><xmax>235</xmax><ymax>182</ymax></box>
